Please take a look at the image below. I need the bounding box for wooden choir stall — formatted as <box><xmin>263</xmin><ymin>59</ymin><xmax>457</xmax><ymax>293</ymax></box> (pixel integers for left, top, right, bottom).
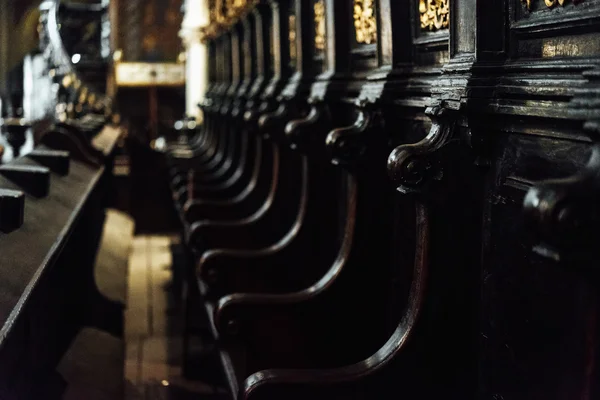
<box><xmin>166</xmin><ymin>0</ymin><xmax>600</xmax><ymax>399</ymax></box>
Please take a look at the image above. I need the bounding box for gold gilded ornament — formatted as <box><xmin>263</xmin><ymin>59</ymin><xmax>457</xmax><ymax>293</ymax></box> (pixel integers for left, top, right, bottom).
<box><xmin>353</xmin><ymin>0</ymin><xmax>377</xmax><ymax>44</ymax></box>
<box><xmin>314</xmin><ymin>0</ymin><xmax>326</xmax><ymax>51</ymax></box>
<box><xmin>289</xmin><ymin>14</ymin><xmax>297</xmax><ymax>62</ymax></box>
<box><xmin>419</xmin><ymin>0</ymin><xmax>449</xmax><ymax>31</ymax></box>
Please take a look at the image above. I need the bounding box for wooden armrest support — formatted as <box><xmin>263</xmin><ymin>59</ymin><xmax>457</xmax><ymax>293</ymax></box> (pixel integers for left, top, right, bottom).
<box><xmin>236</xmin><ymin>202</ymin><xmax>430</xmax><ymax>400</ymax></box>
<box><xmin>197</xmin><ymin>241</ymin><xmax>302</xmax><ymax>298</ymax></box>
<box><xmin>187</xmin><ymin>220</ymin><xmax>272</xmax><ymax>253</ymax></box>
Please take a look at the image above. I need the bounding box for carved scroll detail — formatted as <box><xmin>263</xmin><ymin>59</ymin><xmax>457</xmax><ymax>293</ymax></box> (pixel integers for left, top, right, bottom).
<box><xmin>285</xmin><ymin>105</ymin><xmax>324</xmax><ymax>151</ymax></box>
<box><xmin>419</xmin><ymin>0</ymin><xmax>449</xmax><ymax>31</ymax></box>
<box><xmin>326</xmin><ymin>110</ymin><xmax>373</xmax><ymax>168</ymax></box>
<box><xmin>314</xmin><ymin>0</ymin><xmax>326</xmax><ymax>51</ymax></box>
<box><xmin>387</xmin><ymin>106</ymin><xmax>457</xmax><ymax>194</ymax></box>
<box><xmin>353</xmin><ymin>0</ymin><xmax>377</xmax><ymax>44</ymax></box>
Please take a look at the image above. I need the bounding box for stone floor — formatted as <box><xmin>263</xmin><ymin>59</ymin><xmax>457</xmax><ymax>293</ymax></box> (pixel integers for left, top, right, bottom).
<box><xmin>57</xmin><ymin>211</ymin><xmax>228</xmax><ymax>400</ymax></box>
<box><xmin>124</xmin><ymin>235</ymin><xmax>228</xmax><ymax>400</ymax></box>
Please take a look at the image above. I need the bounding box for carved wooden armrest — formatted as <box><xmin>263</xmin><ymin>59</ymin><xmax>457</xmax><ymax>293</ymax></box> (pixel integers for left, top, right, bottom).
<box><xmin>231</xmin><ymin>100</ymin><xmax>246</xmax><ymax>120</ymax></box>
<box><xmin>387</xmin><ymin>105</ymin><xmax>457</xmax><ymax>194</ymax></box>
<box><xmin>285</xmin><ymin>105</ymin><xmax>327</xmax><ymax>152</ymax></box>
<box><xmin>244</xmin><ymin>100</ymin><xmax>268</xmax><ymax>126</ymax></box>
<box><xmin>258</xmin><ymin>103</ymin><xmax>290</xmax><ymax>140</ymax></box>
<box><xmin>234</xmin><ymin>202</ymin><xmax>431</xmax><ymax>400</ymax></box>
<box><xmin>523</xmin><ymin>143</ymin><xmax>600</xmax><ymax>262</ymax></box>
<box><xmin>325</xmin><ymin>108</ymin><xmax>374</xmax><ymax>169</ymax></box>
<box><xmin>211</xmin><ymin>172</ymin><xmax>357</xmax><ymax>335</ymax></box>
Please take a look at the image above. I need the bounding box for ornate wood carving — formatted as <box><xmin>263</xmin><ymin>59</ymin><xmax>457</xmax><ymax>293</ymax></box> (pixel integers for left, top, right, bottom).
<box><xmin>325</xmin><ymin>108</ymin><xmax>379</xmax><ymax>168</ymax></box>
<box><xmin>289</xmin><ymin>13</ymin><xmax>297</xmax><ymax>66</ymax></box>
<box><xmin>314</xmin><ymin>0</ymin><xmax>326</xmax><ymax>51</ymax></box>
<box><xmin>285</xmin><ymin>105</ymin><xmax>325</xmax><ymax>151</ymax></box>
<box><xmin>353</xmin><ymin>0</ymin><xmax>377</xmax><ymax>44</ymax></box>
<box><xmin>387</xmin><ymin>105</ymin><xmax>457</xmax><ymax>194</ymax></box>
<box><xmin>419</xmin><ymin>0</ymin><xmax>449</xmax><ymax>31</ymax></box>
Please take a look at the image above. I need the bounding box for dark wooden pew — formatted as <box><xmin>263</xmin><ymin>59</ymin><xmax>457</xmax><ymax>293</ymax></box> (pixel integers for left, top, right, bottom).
<box><xmin>0</xmin><ymin>0</ymin><xmax>121</xmax><ymax>396</ymax></box>
<box><xmin>175</xmin><ymin>0</ymin><xmax>600</xmax><ymax>399</ymax></box>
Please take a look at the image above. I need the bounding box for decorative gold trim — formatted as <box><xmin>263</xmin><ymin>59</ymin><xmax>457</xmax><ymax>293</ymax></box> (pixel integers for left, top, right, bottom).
<box><xmin>419</xmin><ymin>0</ymin><xmax>449</xmax><ymax>31</ymax></box>
<box><xmin>314</xmin><ymin>0</ymin><xmax>326</xmax><ymax>51</ymax></box>
<box><xmin>353</xmin><ymin>0</ymin><xmax>377</xmax><ymax>44</ymax></box>
<box><xmin>521</xmin><ymin>0</ymin><xmax>582</xmax><ymax>10</ymax></box>
<box><xmin>203</xmin><ymin>0</ymin><xmax>258</xmax><ymax>40</ymax></box>
<box><xmin>289</xmin><ymin>13</ymin><xmax>297</xmax><ymax>64</ymax></box>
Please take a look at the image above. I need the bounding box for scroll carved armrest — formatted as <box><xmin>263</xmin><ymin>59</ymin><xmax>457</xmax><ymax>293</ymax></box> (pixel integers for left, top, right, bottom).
<box><xmin>285</xmin><ymin>105</ymin><xmax>327</xmax><ymax>151</ymax></box>
<box><xmin>387</xmin><ymin>106</ymin><xmax>457</xmax><ymax>194</ymax></box>
<box><xmin>258</xmin><ymin>103</ymin><xmax>289</xmax><ymax>140</ymax></box>
<box><xmin>325</xmin><ymin>109</ymin><xmax>373</xmax><ymax>168</ymax></box>
<box><xmin>231</xmin><ymin>99</ymin><xmax>246</xmax><ymax>120</ymax></box>
<box><xmin>523</xmin><ymin>143</ymin><xmax>600</xmax><ymax>261</ymax></box>
<box><xmin>245</xmin><ymin>100</ymin><xmax>269</xmax><ymax>126</ymax></box>
<box><xmin>220</xmin><ymin>102</ymin><xmax>232</xmax><ymax>117</ymax></box>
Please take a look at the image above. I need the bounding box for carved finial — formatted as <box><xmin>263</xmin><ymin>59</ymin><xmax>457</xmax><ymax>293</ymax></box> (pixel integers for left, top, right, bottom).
<box><xmin>387</xmin><ymin>106</ymin><xmax>457</xmax><ymax>194</ymax></box>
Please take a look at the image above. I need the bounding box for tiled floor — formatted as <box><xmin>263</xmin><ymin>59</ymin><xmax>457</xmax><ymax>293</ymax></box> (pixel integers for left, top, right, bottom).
<box><xmin>124</xmin><ymin>236</ymin><xmax>227</xmax><ymax>400</ymax></box>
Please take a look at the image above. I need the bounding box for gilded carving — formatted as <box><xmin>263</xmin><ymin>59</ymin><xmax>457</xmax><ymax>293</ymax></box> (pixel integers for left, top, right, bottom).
<box><xmin>521</xmin><ymin>0</ymin><xmax>582</xmax><ymax>11</ymax></box>
<box><xmin>289</xmin><ymin>14</ymin><xmax>297</xmax><ymax>64</ymax></box>
<box><xmin>353</xmin><ymin>0</ymin><xmax>377</xmax><ymax>44</ymax></box>
<box><xmin>419</xmin><ymin>0</ymin><xmax>449</xmax><ymax>31</ymax></box>
<box><xmin>314</xmin><ymin>0</ymin><xmax>326</xmax><ymax>51</ymax></box>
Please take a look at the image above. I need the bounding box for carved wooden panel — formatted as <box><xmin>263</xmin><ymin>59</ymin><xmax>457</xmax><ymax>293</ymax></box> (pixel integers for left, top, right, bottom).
<box><xmin>350</xmin><ymin>0</ymin><xmax>378</xmax><ymax>71</ymax></box>
<box><xmin>510</xmin><ymin>0</ymin><xmax>600</xmax><ymax>60</ymax></box>
<box><xmin>412</xmin><ymin>0</ymin><xmax>450</xmax><ymax>66</ymax></box>
<box><xmin>418</xmin><ymin>0</ymin><xmax>449</xmax><ymax>31</ymax></box>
